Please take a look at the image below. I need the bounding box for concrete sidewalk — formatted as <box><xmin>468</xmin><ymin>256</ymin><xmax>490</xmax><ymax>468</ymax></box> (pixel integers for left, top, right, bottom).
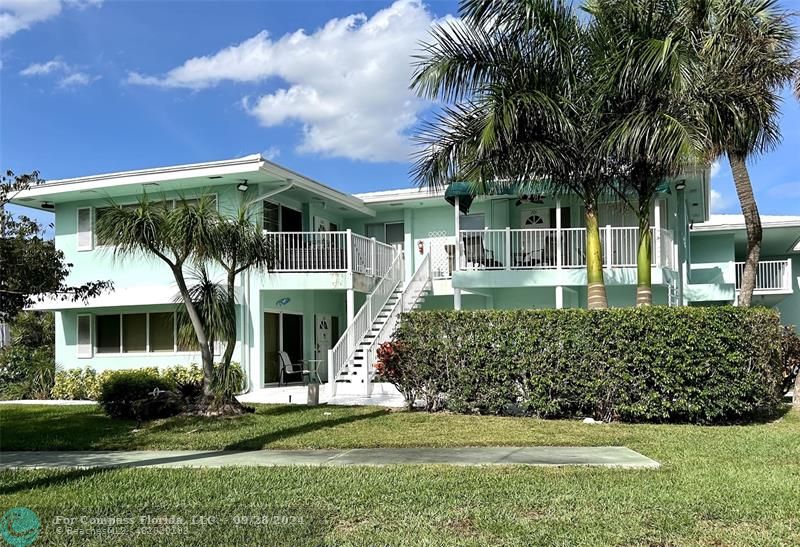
<box><xmin>0</xmin><ymin>447</ymin><xmax>659</xmax><ymax>469</ymax></box>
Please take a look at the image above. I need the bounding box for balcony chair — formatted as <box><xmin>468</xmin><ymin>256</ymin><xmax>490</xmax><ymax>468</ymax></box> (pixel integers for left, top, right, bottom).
<box><xmin>278</xmin><ymin>351</ymin><xmax>308</xmax><ymax>385</ymax></box>
<box><xmin>462</xmin><ymin>234</ymin><xmax>503</xmax><ymax>268</ymax></box>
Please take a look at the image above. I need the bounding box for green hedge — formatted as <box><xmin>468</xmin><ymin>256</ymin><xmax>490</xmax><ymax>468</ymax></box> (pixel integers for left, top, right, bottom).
<box><xmin>390</xmin><ymin>307</ymin><xmax>784</xmax><ymax>423</ymax></box>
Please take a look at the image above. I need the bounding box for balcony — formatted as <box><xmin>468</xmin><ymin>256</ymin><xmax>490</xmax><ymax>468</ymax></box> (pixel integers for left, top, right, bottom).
<box><xmin>735</xmin><ymin>259</ymin><xmax>793</xmax><ymax>294</ymax></box>
<box><xmin>427</xmin><ymin>227</ymin><xmax>675</xmax><ymax>279</ymax></box>
<box><xmin>264</xmin><ymin>230</ymin><xmax>394</xmax><ymax>276</ymax></box>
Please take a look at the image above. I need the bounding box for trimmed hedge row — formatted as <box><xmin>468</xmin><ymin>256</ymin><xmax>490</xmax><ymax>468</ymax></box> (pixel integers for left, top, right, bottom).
<box><xmin>390</xmin><ymin>307</ymin><xmax>784</xmax><ymax>423</ymax></box>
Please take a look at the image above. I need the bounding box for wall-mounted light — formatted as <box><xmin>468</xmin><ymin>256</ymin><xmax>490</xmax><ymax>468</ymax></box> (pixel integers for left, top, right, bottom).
<box><xmin>675</xmin><ymin>180</ymin><xmax>687</xmax><ymax>191</ymax></box>
<box><xmin>40</xmin><ymin>202</ymin><xmax>55</xmax><ymax>210</ymax></box>
<box><xmin>237</xmin><ymin>179</ymin><xmax>249</xmax><ymax>192</ymax></box>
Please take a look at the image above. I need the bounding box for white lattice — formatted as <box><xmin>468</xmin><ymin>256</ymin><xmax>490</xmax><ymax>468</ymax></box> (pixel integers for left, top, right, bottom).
<box><xmin>426</xmin><ymin>230</ymin><xmax>456</xmax><ymax>279</ymax></box>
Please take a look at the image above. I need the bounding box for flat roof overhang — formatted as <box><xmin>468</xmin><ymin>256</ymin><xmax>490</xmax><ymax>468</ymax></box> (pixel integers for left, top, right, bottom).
<box><xmin>10</xmin><ymin>154</ymin><xmax>375</xmax><ymax>218</ymax></box>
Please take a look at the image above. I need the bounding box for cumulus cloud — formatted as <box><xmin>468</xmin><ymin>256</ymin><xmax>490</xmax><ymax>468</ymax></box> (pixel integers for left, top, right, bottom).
<box><xmin>0</xmin><ymin>0</ymin><xmax>102</xmax><ymax>40</ymax></box>
<box><xmin>127</xmin><ymin>0</ymin><xmax>443</xmax><ymax>162</ymax></box>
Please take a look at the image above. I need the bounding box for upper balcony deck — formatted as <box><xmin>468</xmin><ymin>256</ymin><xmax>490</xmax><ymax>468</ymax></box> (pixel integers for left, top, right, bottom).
<box><xmin>424</xmin><ymin>226</ymin><xmax>675</xmax><ymax>280</ymax></box>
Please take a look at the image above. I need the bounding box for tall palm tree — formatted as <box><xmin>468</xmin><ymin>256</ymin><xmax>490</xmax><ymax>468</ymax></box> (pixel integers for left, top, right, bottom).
<box><xmin>196</xmin><ymin>200</ymin><xmax>273</xmax><ymax>394</ymax></box>
<box><xmin>588</xmin><ymin>0</ymin><xmax>702</xmax><ymax>306</ymax></box>
<box><xmin>411</xmin><ymin>0</ymin><xmax>616</xmax><ymax>308</ymax></box>
<box><xmin>683</xmin><ymin>0</ymin><xmax>797</xmax><ymax>306</ymax></box>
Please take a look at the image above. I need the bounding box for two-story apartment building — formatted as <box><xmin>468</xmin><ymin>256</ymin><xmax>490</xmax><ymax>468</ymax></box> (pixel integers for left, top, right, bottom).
<box><xmin>11</xmin><ymin>154</ymin><xmax>798</xmax><ymax>402</ymax></box>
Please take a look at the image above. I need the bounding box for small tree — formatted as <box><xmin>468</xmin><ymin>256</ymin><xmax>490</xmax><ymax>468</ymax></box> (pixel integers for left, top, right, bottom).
<box><xmin>1</xmin><ymin>170</ymin><xmax>111</xmax><ymax>320</ymax></box>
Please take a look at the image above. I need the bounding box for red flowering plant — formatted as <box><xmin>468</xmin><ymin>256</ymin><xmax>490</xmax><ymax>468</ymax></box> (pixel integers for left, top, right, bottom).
<box><xmin>374</xmin><ymin>340</ymin><xmax>416</xmax><ymax>409</ymax></box>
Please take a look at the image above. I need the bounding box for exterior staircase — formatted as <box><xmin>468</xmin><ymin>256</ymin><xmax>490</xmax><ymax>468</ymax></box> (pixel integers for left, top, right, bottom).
<box><xmin>328</xmin><ymin>253</ymin><xmax>431</xmax><ymax>397</ymax></box>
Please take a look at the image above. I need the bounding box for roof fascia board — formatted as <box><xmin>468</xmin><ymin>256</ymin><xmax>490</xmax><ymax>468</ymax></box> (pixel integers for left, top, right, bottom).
<box><xmin>259</xmin><ymin>163</ymin><xmax>375</xmax><ymax>217</ymax></box>
<box><xmin>12</xmin><ymin>155</ymin><xmax>265</xmax><ymax>201</ymax></box>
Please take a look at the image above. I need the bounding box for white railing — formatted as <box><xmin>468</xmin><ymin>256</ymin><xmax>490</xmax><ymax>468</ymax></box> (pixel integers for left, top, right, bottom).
<box><xmin>457</xmin><ymin>226</ymin><xmax>676</xmax><ymax>271</ymax></box>
<box><xmin>735</xmin><ymin>259</ymin><xmax>792</xmax><ymax>291</ymax></box>
<box><xmin>264</xmin><ymin>230</ymin><xmax>395</xmax><ymax>276</ymax></box>
<box><xmin>350</xmin><ymin>233</ymin><xmax>374</xmax><ymax>275</ymax></box>
<box><xmin>328</xmin><ymin>252</ymin><xmax>404</xmax><ymax>395</ymax></box>
<box><xmin>365</xmin><ymin>254</ymin><xmax>431</xmax><ymax>388</ymax></box>
<box><xmin>375</xmin><ymin>241</ymin><xmax>395</xmax><ymax>278</ymax></box>
<box><xmin>265</xmin><ymin>231</ymin><xmax>349</xmax><ymax>272</ymax></box>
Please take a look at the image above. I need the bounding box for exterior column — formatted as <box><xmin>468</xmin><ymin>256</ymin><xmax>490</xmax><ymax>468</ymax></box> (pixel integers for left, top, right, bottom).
<box><xmin>404</xmin><ymin>208</ymin><xmax>414</xmax><ymax>281</ymax></box>
<box><xmin>454</xmin><ymin>196</ymin><xmax>461</xmax><ymax>270</ymax></box>
<box><xmin>555</xmin><ymin>198</ymin><xmax>562</xmax><ymax>270</ymax></box>
<box><xmin>454</xmin><ymin>288</ymin><xmax>462</xmax><ymax>310</ymax></box>
<box><xmin>676</xmin><ymin>185</ymin><xmax>687</xmax><ymax>305</ymax></box>
<box><xmin>247</xmin><ymin>273</ymin><xmax>262</xmax><ymax>390</ymax></box>
<box><xmin>346</xmin><ymin>289</ymin><xmax>355</xmax><ymax>325</ymax></box>
<box><xmin>555</xmin><ymin>286</ymin><xmax>564</xmax><ymax>309</ymax></box>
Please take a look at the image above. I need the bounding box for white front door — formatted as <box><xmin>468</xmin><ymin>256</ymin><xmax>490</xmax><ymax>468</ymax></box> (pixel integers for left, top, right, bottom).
<box><xmin>315</xmin><ymin>314</ymin><xmax>332</xmax><ymax>382</ymax></box>
<box><xmin>519</xmin><ymin>208</ymin><xmax>551</xmax><ymax>261</ymax></box>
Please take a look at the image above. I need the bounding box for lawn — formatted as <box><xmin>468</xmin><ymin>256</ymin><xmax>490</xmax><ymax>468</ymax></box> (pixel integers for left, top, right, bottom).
<box><xmin>1</xmin><ymin>404</ymin><xmax>799</xmax><ymax>545</ymax></box>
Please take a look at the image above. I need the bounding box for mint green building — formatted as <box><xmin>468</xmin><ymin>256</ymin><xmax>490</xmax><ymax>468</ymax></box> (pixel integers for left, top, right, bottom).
<box><xmin>11</xmin><ymin>154</ymin><xmax>798</xmax><ymax>401</ymax></box>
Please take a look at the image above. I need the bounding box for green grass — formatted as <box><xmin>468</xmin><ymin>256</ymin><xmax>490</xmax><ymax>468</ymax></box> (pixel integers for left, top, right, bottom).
<box><xmin>1</xmin><ymin>404</ymin><xmax>799</xmax><ymax>545</ymax></box>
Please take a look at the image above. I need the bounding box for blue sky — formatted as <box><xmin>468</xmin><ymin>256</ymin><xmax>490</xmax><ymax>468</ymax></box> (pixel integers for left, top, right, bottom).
<box><xmin>2</xmin><ymin>0</ymin><xmax>799</xmax><ymax>231</ymax></box>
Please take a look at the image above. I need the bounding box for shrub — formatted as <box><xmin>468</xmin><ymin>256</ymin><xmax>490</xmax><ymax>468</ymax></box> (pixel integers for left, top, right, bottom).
<box><xmin>0</xmin><ymin>346</ymin><xmax>56</xmax><ymax>400</ymax></box>
<box><xmin>0</xmin><ymin>312</ymin><xmax>56</xmax><ymax>400</ymax></box>
<box><xmin>211</xmin><ymin>362</ymin><xmax>246</xmax><ymax>398</ymax></box>
<box><xmin>52</xmin><ymin>367</ymin><xmax>96</xmax><ymax>400</ymax></box>
<box><xmin>781</xmin><ymin>326</ymin><xmax>800</xmax><ymax>395</ymax></box>
<box><xmin>162</xmin><ymin>364</ymin><xmax>205</xmax><ymax>401</ymax></box>
<box><xmin>393</xmin><ymin>307</ymin><xmax>784</xmax><ymax>423</ymax></box>
<box><xmin>97</xmin><ymin>370</ymin><xmax>181</xmax><ymax>420</ymax></box>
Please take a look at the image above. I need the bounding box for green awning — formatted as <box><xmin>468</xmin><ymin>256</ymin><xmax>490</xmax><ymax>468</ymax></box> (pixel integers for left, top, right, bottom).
<box><xmin>444</xmin><ymin>182</ymin><xmax>475</xmax><ymax>213</ymax></box>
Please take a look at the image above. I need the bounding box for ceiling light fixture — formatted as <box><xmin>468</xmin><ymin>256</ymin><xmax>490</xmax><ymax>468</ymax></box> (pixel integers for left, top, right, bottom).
<box><xmin>675</xmin><ymin>180</ymin><xmax>687</xmax><ymax>191</ymax></box>
<box><xmin>41</xmin><ymin>202</ymin><xmax>55</xmax><ymax>210</ymax></box>
<box><xmin>237</xmin><ymin>179</ymin><xmax>249</xmax><ymax>192</ymax></box>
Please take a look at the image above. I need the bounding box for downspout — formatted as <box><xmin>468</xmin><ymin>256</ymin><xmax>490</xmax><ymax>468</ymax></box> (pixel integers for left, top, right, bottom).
<box><xmin>676</xmin><ymin>181</ymin><xmax>687</xmax><ymax>305</ymax></box>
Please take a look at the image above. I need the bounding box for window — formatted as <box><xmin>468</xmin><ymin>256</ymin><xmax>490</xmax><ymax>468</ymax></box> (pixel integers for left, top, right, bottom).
<box><xmin>385</xmin><ymin>222</ymin><xmax>404</xmax><ymax>245</ymax></box>
<box><xmin>90</xmin><ymin>311</ymin><xmax>221</xmax><ymax>355</ymax></box>
<box><xmin>96</xmin><ymin>315</ymin><xmax>121</xmax><ymax>354</ymax></box>
<box><xmin>149</xmin><ymin>312</ymin><xmax>175</xmax><ymax>352</ymax></box>
<box><xmin>77</xmin><ymin>208</ymin><xmax>93</xmax><ymax>251</ymax></box>
<box><xmin>263</xmin><ymin>201</ymin><xmax>280</xmax><ymax>232</ymax></box>
<box><xmin>122</xmin><ymin>313</ymin><xmax>147</xmax><ymax>353</ymax></box>
<box><xmin>77</xmin><ymin>315</ymin><xmax>92</xmax><ymax>358</ymax></box>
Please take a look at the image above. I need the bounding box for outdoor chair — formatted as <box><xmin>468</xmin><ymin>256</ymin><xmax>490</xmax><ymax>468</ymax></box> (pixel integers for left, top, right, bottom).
<box><xmin>462</xmin><ymin>234</ymin><xmax>503</xmax><ymax>268</ymax></box>
<box><xmin>278</xmin><ymin>351</ymin><xmax>306</xmax><ymax>385</ymax></box>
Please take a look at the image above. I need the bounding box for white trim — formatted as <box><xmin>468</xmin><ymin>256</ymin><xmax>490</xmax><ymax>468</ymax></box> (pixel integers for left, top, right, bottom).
<box><xmin>76</xmin><ymin>207</ymin><xmax>93</xmax><ymax>251</ymax></box>
<box><xmin>76</xmin><ymin>314</ymin><xmax>93</xmax><ymax>359</ymax></box>
<box><xmin>11</xmin><ymin>155</ymin><xmax>264</xmax><ymax>200</ymax></box>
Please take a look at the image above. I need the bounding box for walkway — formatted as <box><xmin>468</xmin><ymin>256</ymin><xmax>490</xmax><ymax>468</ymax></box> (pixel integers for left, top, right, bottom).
<box><xmin>0</xmin><ymin>447</ymin><xmax>659</xmax><ymax>469</ymax></box>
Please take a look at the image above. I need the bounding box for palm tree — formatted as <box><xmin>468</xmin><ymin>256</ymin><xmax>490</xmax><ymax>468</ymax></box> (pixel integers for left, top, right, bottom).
<box><xmin>195</xmin><ymin>200</ymin><xmax>272</xmax><ymax>399</ymax></box>
<box><xmin>96</xmin><ymin>194</ymin><xmax>225</xmax><ymax>409</ymax></box>
<box><xmin>411</xmin><ymin>0</ymin><xmax>615</xmax><ymax>308</ymax></box>
<box><xmin>588</xmin><ymin>0</ymin><xmax>702</xmax><ymax>306</ymax></box>
<box><xmin>683</xmin><ymin>0</ymin><xmax>797</xmax><ymax>306</ymax></box>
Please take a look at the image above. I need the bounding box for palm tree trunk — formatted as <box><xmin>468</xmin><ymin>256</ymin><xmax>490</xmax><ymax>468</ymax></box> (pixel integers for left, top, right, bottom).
<box><xmin>585</xmin><ymin>207</ymin><xmax>608</xmax><ymax>309</ymax></box>
<box><xmin>220</xmin><ymin>270</ymin><xmax>237</xmax><ymax>372</ymax></box>
<box><xmin>171</xmin><ymin>265</ymin><xmax>214</xmax><ymax>395</ymax></box>
<box><xmin>729</xmin><ymin>153</ymin><xmax>762</xmax><ymax>307</ymax></box>
<box><xmin>636</xmin><ymin>213</ymin><xmax>652</xmax><ymax>306</ymax></box>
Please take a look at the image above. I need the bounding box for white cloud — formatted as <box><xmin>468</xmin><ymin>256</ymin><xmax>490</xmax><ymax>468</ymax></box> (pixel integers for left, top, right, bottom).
<box><xmin>0</xmin><ymin>0</ymin><xmax>102</xmax><ymax>40</ymax></box>
<box><xmin>20</xmin><ymin>57</ymin><xmax>68</xmax><ymax>76</ymax></box>
<box><xmin>127</xmin><ymin>0</ymin><xmax>443</xmax><ymax>162</ymax></box>
<box><xmin>709</xmin><ymin>160</ymin><xmax>721</xmax><ymax>179</ymax></box>
<box><xmin>58</xmin><ymin>71</ymin><xmax>95</xmax><ymax>87</ymax></box>
<box><xmin>709</xmin><ymin>188</ymin><xmax>731</xmax><ymax>213</ymax></box>
<box><xmin>262</xmin><ymin>146</ymin><xmax>280</xmax><ymax>161</ymax></box>
<box><xmin>19</xmin><ymin>56</ymin><xmax>98</xmax><ymax>88</ymax></box>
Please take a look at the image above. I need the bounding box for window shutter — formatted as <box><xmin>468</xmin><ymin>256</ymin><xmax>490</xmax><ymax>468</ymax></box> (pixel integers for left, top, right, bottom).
<box><xmin>77</xmin><ymin>315</ymin><xmax>92</xmax><ymax>358</ymax></box>
<box><xmin>77</xmin><ymin>208</ymin><xmax>93</xmax><ymax>250</ymax></box>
